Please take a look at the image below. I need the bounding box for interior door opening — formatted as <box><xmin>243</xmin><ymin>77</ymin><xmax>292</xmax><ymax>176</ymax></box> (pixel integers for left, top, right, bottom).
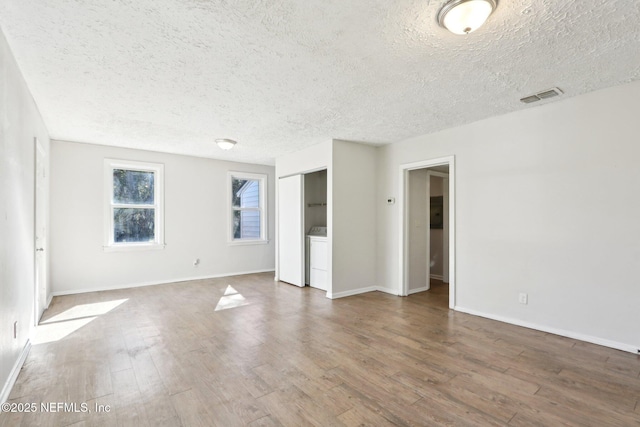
<box><xmin>303</xmin><ymin>169</ymin><xmax>328</xmax><ymax>291</ymax></box>
<box><xmin>277</xmin><ymin>168</ymin><xmax>328</xmax><ymax>292</ymax></box>
<box><xmin>400</xmin><ymin>157</ymin><xmax>455</xmax><ymax>308</ymax></box>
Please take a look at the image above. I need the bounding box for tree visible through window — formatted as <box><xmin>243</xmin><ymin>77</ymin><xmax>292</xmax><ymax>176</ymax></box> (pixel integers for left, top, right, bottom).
<box><xmin>105</xmin><ymin>159</ymin><xmax>164</xmax><ymax>250</ymax></box>
<box><xmin>113</xmin><ymin>169</ymin><xmax>155</xmax><ymax>242</ymax></box>
<box><xmin>230</xmin><ymin>172</ymin><xmax>266</xmax><ymax>242</ymax></box>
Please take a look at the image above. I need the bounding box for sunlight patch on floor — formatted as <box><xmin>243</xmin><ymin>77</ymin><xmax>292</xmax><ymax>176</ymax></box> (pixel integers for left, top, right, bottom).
<box><xmin>33</xmin><ymin>299</ymin><xmax>129</xmax><ymax>344</ymax></box>
<box><xmin>215</xmin><ymin>285</ymin><xmax>249</xmax><ymax>311</ymax></box>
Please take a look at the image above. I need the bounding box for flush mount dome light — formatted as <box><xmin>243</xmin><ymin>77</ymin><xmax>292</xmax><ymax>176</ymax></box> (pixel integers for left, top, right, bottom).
<box><xmin>438</xmin><ymin>0</ymin><xmax>497</xmax><ymax>35</ymax></box>
<box><xmin>215</xmin><ymin>138</ymin><xmax>237</xmax><ymax>150</ymax></box>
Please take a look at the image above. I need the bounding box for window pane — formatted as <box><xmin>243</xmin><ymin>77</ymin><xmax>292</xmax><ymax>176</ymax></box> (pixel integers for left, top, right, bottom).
<box><xmin>233</xmin><ymin>209</ymin><xmax>261</xmax><ymax>239</ymax></box>
<box><xmin>233</xmin><ymin>210</ymin><xmax>241</xmax><ymax>239</ymax></box>
<box><xmin>114</xmin><ymin>208</ymin><xmax>155</xmax><ymax>242</ymax></box>
<box><xmin>232</xmin><ymin>178</ymin><xmax>259</xmax><ymax>208</ymax></box>
<box><xmin>113</xmin><ymin>169</ymin><xmax>154</xmax><ymax>204</ymax></box>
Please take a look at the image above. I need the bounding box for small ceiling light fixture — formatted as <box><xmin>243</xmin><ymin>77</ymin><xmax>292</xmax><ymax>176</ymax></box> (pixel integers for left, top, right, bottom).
<box><xmin>438</xmin><ymin>0</ymin><xmax>497</xmax><ymax>35</ymax></box>
<box><xmin>215</xmin><ymin>138</ymin><xmax>237</xmax><ymax>150</ymax></box>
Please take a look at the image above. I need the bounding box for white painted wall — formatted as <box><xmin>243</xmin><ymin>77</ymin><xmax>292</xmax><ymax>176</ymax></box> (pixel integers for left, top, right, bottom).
<box><xmin>376</xmin><ymin>81</ymin><xmax>640</xmax><ymax>352</ymax></box>
<box><xmin>50</xmin><ymin>140</ymin><xmax>275</xmax><ymax>294</ymax></box>
<box><xmin>331</xmin><ymin>140</ymin><xmax>377</xmax><ymax>297</ymax></box>
<box><xmin>0</xmin><ymin>30</ymin><xmax>51</xmax><ymax>401</ymax></box>
<box><xmin>275</xmin><ymin>141</ymin><xmax>332</xmax><ymax>178</ymax></box>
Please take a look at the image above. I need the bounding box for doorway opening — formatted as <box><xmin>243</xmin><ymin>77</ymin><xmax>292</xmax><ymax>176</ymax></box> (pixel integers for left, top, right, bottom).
<box><xmin>276</xmin><ymin>168</ymin><xmax>328</xmax><ymax>292</ymax></box>
<box><xmin>399</xmin><ymin>156</ymin><xmax>455</xmax><ymax>308</ymax></box>
<box><xmin>303</xmin><ymin>169</ymin><xmax>328</xmax><ymax>291</ymax></box>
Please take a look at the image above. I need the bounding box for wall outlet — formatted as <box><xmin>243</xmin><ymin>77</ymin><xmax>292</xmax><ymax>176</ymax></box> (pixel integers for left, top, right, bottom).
<box><xmin>518</xmin><ymin>293</ymin><xmax>528</xmax><ymax>305</ymax></box>
<box><xmin>13</xmin><ymin>321</ymin><xmax>17</xmax><ymax>339</ymax></box>
<box><xmin>386</xmin><ymin>197</ymin><xmax>395</xmax><ymax>205</ymax></box>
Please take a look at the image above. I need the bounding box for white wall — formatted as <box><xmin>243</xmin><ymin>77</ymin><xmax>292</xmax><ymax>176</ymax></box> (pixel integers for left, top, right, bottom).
<box><xmin>376</xmin><ymin>81</ymin><xmax>640</xmax><ymax>352</ymax></box>
<box><xmin>50</xmin><ymin>140</ymin><xmax>275</xmax><ymax>294</ymax></box>
<box><xmin>331</xmin><ymin>140</ymin><xmax>377</xmax><ymax>297</ymax></box>
<box><xmin>275</xmin><ymin>141</ymin><xmax>332</xmax><ymax>178</ymax></box>
<box><xmin>0</xmin><ymin>29</ymin><xmax>51</xmax><ymax>401</ymax></box>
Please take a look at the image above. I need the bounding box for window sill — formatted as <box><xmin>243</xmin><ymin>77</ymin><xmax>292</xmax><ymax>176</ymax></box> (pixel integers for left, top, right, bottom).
<box><xmin>227</xmin><ymin>239</ymin><xmax>270</xmax><ymax>246</ymax></box>
<box><xmin>103</xmin><ymin>243</ymin><xmax>166</xmax><ymax>252</ymax></box>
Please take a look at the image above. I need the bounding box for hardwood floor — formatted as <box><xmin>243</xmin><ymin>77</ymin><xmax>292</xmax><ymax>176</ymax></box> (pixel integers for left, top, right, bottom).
<box><xmin>2</xmin><ymin>273</ymin><xmax>639</xmax><ymax>426</ymax></box>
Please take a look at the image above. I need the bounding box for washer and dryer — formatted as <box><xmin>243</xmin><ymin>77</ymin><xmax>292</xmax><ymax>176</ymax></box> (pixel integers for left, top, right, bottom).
<box><xmin>305</xmin><ymin>226</ymin><xmax>327</xmax><ymax>290</ymax></box>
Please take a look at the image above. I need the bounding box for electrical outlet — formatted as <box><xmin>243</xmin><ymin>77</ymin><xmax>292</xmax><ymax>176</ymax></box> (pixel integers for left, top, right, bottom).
<box><xmin>13</xmin><ymin>321</ymin><xmax>17</xmax><ymax>339</ymax></box>
<box><xmin>518</xmin><ymin>293</ymin><xmax>528</xmax><ymax>305</ymax></box>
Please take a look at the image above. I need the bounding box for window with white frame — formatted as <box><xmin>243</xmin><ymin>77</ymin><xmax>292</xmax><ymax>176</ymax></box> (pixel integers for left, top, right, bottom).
<box><xmin>104</xmin><ymin>159</ymin><xmax>164</xmax><ymax>251</ymax></box>
<box><xmin>229</xmin><ymin>172</ymin><xmax>267</xmax><ymax>243</ymax></box>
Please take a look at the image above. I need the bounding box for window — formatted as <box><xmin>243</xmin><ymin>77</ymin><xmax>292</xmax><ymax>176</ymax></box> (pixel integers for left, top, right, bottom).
<box><xmin>104</xmin><ymin>159</ymin><xmax>164</xmax><ymax>251</ymax></box>
<box><xmin>229</xmin><ymin>172</ymin><xmax>267</xmax><ymax>243</ymax></box>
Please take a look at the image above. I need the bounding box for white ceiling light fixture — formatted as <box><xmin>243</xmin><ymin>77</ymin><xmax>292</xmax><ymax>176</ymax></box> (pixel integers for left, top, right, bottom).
<box><xmin>438</xmin><ymin>0</ymin><xmax>497</xmax><ymax>35</ymax></box>
<box><xmin>215</xmin><ymin>138</ymin><xmax>237</xmax><ymax>150</ymax></box>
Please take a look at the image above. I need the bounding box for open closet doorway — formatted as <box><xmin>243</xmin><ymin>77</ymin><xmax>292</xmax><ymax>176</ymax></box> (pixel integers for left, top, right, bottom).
<box><xmin>304</xmin><ymin>169</ymin><xmax>327</xmax><ymax>291</ymax></box>
<box><xmin>400</xmin><ymin>156</ymin><xmax>455</xmax><ymax>308</ymax></box>
<box><xmin>276</xmin><ymin>168</ymin><xmax>328</xmax><ymax>292</ymax></box>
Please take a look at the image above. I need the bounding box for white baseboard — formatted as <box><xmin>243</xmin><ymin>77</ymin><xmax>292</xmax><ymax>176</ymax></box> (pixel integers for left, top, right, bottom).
<box><xmin>46</xmin><ymin>293</ymin><xmax>53</xmax><ymax>308</ymax></box>
<box><xmin>454</xmin><ymin>306</ymin><xmax>639</xmax><ymax>354</ymax></box>
<box><xmin>1</xmin><ymin>340</ymin><xmax>31</xmax><ymax>404</ymax></box>
<box><xmin>375</xmin><ymin>286</ymin><xmax>398</xmax><ymax>296</ymax></box>
<box><xmin>52</xmin><ymin>269</ymin><xmax>276</xmax><ymax>296</ymax></box>
<box><xmin>327</xmin><ymin>286</ymin><xmax>399</xmax><ymax>299</ymax></box>
<box><xmin>429</xmin><ymin>274</ymin><xmax>444</xmax><ymax>280</ymax></box>
<box><xmin>408</xmin><ymin>286</ymin><xmax>430</xmax><ymax>295</ymax></box>
<box><xmin>327</xmin><ymin>286</ymin><xmax>378</xmax><ymax>299</ymax></box>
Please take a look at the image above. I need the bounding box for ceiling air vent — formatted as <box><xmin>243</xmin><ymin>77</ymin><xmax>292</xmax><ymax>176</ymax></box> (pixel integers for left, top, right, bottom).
<box><xmin>520</xmin><ymin>87</ymin><xmax>564</xmax><ymax>104</ymax></box>
<box><xmin>520</xmin><ymin>95</ymin><xmax>540</xmax><ymax>104</ymax></box>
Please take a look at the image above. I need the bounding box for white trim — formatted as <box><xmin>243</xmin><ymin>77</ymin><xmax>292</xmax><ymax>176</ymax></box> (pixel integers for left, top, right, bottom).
<box><xmin>430</xmin><ymin>274</ymin><xmax>444</xmax><ymax>280</ymax></box>
<box><xmin>104</xmin><ymin>243</ymin><xmax>166</xmax><ymax>252</ymax></box>
<box><xmin>429</xmin><ymin>171</ymin><xmax>450</xmax><ymax>179</ymax></box>
<box><xmin>46</xmin><ymin>293</ymin><xmax>53</xmax><ymax>309</ymax></box>
<box><xmin>327</xmin><ymin>286</ymin><xmax>379</xmax><ymax>299</ymax></box>
<box><xmin>1</xmin><ymin>341</ymin><xmax>31</xmax><ymax>404</ymax></box>
<box><xmin>454</xmin><ymin>306</ymin><xmax>640</xmax><ymax>354</ymax></box>
<box><xmin>425</xmin><ymin>170</ymin><xmax>431</xmax><ymax>291</ymax></box>
<box><xmin>399</xmin><ymin>156</ymin><xmax>456</xmax><ymax>309</ymax></box>
<box><xmin>228</xmin><ymin>171</ymin><xmax>268</xmax><ymax>243</ymax></box>
<box><xmin>227</xmin><ymin>239</ymin><xmax>271</xmax><ymax>246</ymax></box>
<box><xmin>51</xmin><ymin>269</ymin><xmax>276</xmax><ymax>296</ymax></box>
<box><xmin>104</xmin><ymin>159</ymin><xmax>165</xmax><ymax>251</ymax></box>
<box><xmin>326</xmin><ymin>286</ymin><xmax>399</xmax><ymax>299</ymax></box>
<box><xmin>408</xmin><ymin>286</ymin><xmax>430</xmax><ymax>295</ymax></box>
<box><xmin>376</xmin><ymin>287</ymin><xmax>398</xmax><ymax>296</ymax></box>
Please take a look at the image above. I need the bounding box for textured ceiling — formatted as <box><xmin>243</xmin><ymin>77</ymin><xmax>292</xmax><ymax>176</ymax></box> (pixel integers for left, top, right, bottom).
<box><xmin>1</xmin><ymin>0</ymin><xmax>639</xmax><ymax>165</ymax></box>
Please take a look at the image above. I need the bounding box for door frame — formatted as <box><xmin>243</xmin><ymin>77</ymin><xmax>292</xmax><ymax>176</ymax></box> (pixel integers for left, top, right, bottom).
<box><xmin>399</xmin><ymin>156</ymin><xmax>455</xmax><ymax>308</ymax></box>
<box><xmin>275</xmin><ymin>167</ymin><xmax>330</xmax><ymax>294</ymax></box>
<box><xmin>426</xmin><ymin>170</ymin><xmax>450</xmax><ymax>287</ymax></box>
<box><xmin>34</xmin><ymin>137</ymin><xmax>48</xmax><ymax>325</ymax></box>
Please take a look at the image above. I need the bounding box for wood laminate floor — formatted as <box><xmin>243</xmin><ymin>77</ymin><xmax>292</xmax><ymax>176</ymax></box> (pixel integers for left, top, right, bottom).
<box><xmin>2</xmin><ymin>273</ymin><xmax>639</xmax><ymax>426</ymax></box>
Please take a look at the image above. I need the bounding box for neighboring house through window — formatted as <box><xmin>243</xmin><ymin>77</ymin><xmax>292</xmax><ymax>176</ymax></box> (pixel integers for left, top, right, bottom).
<box><xmin>104</xmin><ymin>159</ymin><xmax>164</xmax><ymax>251</ymax></box>
<box><xmin>230</xmin><ymin>172</ymin><xmax>267</xmax><ymax>243</ymax></box>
